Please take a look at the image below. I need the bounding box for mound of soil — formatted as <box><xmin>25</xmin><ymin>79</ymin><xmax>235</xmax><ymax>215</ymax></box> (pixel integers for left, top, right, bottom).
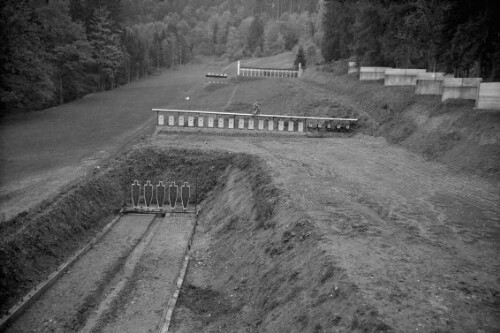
<box><xmin>0</xmin><ymin>148</ymin><xmax>238</xmax><ymax>315</ymax></box>
<box><xmin>172</xmin><ymin>158</ymin><xmax>392</xmax><ymax>332</ymax></box>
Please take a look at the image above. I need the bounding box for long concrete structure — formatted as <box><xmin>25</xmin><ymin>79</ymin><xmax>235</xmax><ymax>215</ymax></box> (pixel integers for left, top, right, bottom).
<box><xmin>441</xmin><ymin>78</ymin><xmax>482</xmax><ymax>101</ymax></box>
<box><xmin>152</xmin><ymin>108</ymin><xmax>357</xmax><ymax>133</ymax></box>
<box><xmin>415</xmin><ymin>72</ymin><xmax>446</xmax><ymax>95</ymax></box>
<box><xmin>475</xmin><ymin>82</ymin><xmax>500</xmax><ymax>110</ymax></box>
<box><xmin>359</xmin><ymin>67</ymin><xmax>391</xmax><ymax>81</ymax></box>
<box><xmin>384</xmin><ymin>68</ymin><xmax>427</xmax><ymax>86</ymax></box>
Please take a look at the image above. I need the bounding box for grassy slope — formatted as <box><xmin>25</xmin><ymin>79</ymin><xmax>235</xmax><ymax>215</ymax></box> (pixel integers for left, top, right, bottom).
<box><xmin>0</xmin><ymin>65</ymin><xmax>206</xmax><ymax>185</ymax></box>
<box><xmin>301</xmin><ymin>70</ymin><xmax>500</xmax><ymax>178</ymax></box>
<box><xmin>223</xmin><ymin>52</ymin><xmax>500</xmax><ymax>178</ymax></box>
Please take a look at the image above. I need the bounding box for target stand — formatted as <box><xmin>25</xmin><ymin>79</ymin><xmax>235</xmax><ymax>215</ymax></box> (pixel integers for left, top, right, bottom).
<box><xmin>126</xmin><ymin>180</ymin><xmax>196</xmax><ymax>214</ymax></box>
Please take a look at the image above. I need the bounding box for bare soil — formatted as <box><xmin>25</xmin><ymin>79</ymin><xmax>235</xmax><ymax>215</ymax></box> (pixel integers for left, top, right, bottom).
<box><xmin>157</xmin><ymin>131</ymin><xmax>499</xmax><ymax>332</ymax></box>
<box><xmin>5</xmin><ymin>214</ymin><xmax>156</xmax><ymax>332</ymax></box>
<box><xmin>0</xmin><ymin>148</ymin><xmax>237</xmax><ymax>315</ymax></box>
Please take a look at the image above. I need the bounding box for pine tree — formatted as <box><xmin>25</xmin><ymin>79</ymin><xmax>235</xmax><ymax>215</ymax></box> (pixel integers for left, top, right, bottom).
<box><xmin>87</xmin><ymin>7</ymin><xmax>124</xmax><ymax>91</ymax></box>
<box><xmin>294</xmin><ymin>45</ymin><xmax>306</xmax><ymax>69</ymax></box>
<box><xmin>225</xmin><ymin>27</ymin><xmax>244</xmax><ymax>61</ymax></box>
<box><xmin>247</xmin><ymin>16</ymin><xmax>264</xmax><ymax>52</ymax></box>
<box><xmin>0</xmin><ymin>0</ymin><xmax>53</xmax><ymax>111</ymax></box>
<box><xmin>37</xmin><ymin>1</ymin><xmax>93</xmax><ymax>104</ymax></box>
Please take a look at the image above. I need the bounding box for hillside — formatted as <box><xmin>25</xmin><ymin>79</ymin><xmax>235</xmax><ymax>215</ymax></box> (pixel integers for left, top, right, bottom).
<box><xmin>300</xmin><ymin>70</ymin><xmax>500</xmax><ymax>178</ymax></box>
<box><xmin>1</xmin><ymin>53</ymin><xmax>499</xmax><ymax>332</ymax></box>
<box><xmin>180</xmin><ymin>52</ymin><xmax>500</xmax><ymax>179</ymax></box>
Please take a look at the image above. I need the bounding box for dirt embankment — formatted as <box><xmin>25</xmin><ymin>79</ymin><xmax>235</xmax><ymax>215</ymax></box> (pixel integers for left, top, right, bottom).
<box><xmin>172</xmin><ymin>157</ymin><xmax>392</xmax><ymax>332</ymax></box>
<box><xmin>0</xmin><ymin>148</ymin><xmax>237</xmax><ymax>315</ymax></box>
<box><xmin>300</xmin><ymin>70</ymin><xmax>500</xmax><ymax>178</ymax></box>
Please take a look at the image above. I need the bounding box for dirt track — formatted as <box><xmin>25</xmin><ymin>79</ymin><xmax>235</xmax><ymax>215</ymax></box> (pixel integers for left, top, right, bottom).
<box><xmin>5</xmin><ymin>213</ymin><xmax>193</xmax><ymax>333</ymax></box>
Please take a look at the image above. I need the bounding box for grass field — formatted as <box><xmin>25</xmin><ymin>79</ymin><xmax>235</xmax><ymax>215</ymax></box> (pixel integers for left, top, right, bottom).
<box><xmin>0</xmin><ymin>64</ymin><xmax>210</xmax><ymax>219</ymax></box>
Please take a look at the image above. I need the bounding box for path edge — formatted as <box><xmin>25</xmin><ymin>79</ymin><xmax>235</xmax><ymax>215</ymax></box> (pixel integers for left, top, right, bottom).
<box><xmin>157</xmin><ymin>210</ymin><xmax>200</xmax><ymax>333</ymax></box>
<box><xmin>0</xmin><ymin>210</ymin><xmax>124</xmax><ymax>332</ymax></box>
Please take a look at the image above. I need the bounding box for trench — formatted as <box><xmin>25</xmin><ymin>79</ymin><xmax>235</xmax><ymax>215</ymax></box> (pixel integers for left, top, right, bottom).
<box><xmin>0</xmin><ymin>147</ymin><xmax>391</xmax><ymax>332</ymax></box>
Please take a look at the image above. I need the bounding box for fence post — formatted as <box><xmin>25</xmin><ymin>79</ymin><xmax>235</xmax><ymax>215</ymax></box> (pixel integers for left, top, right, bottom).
<box><xmin>237</xmin><ymin>61</ymin><xmax>240</xmax><ymax>76</ymax></box>
<box><xmin>298</xmin><ymin>63</ymin><xmax>302</xmax><ymax>77</ymax></box>
<box><xmin>475</xmin><ymin>83</ymin><xmax>481</xmax><ymax>108</ymax></box>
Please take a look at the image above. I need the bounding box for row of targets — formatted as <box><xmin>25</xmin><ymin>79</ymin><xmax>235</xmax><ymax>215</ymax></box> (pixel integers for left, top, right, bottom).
<box><xmin>205</xmin><ymin>72</ymin><xmax>228</xmax><ymax>85</ymax></box>
<box><xmin>158</xmin><ymin>114</ymin><xmax>354</xmax><ymax>132</ymax></box>
<box><xmin>160</xmin><ymin>115</ymin><xmax>307</xmax><ymax>132</ymax></box>
<box><xmin>307</xmin><ymin>119</ymin><xmax>352</xmax><ymax>131</ymax></box>
<box><xmin>131</xmin><ymin>181</ymin><xmax>191</xmax><ymax>210</ymax></box>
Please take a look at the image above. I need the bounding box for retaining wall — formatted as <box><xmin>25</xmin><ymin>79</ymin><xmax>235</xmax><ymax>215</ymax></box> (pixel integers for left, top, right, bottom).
<box><xmin>359</xmin><ymin>67</ymin><xmax>391</xmax><ymax>81</ymax></box>
<box><xmin>441</xmin><ymin>78</ymin><xmax>482</xmax><ymax>101</ymax></box>
<box><xmin>475</xmin><ymin>82</ymin><xmax>500</xmax><ymax>110</ymax></box>
<box><xmin>415</xmin><ymin>72</ymin><xmax>446</xmax><ymax>95</ymax></box>
<box><xmin>384</xmin><ymin>69</ymin><xmax>427</xmax><ymax>86</ymax></box>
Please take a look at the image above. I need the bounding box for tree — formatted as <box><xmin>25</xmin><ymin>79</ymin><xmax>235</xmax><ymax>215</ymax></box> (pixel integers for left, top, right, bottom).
<box><xmin>225</xmin><ymin>27</ymin><xmax>244</xmax><ymax>61</ymax></box>
<box><xmin>253</xmin><ymin>45</ymin><xmax>263</xmax><ymax>58</ymax></box>
<box><xmin>238</xmin><ymin>16</ymin><xmax>254</xmax><ymax>55</ymax></box>
<box><xmin>321</xmin><ymin>0</ymin><xmax>353</xmax><ymax>62</ymax></box>
<box><xmin>0</xmin><ymin>0</ymin><xmax>53</xmax><ymax>111</ymax></box>
<box><xmin>247</xmin><ymin>16</ymin><xmax>264</xmax><ymax>52</ymax></box>
<box><xmin>294</xmin><ymin>45</ymin><xmax>306</xmax><ymax>69</ymax></box>
<box><xmin>87</xmin><ymin>7</ymin><xmax>124</xmax><ymax>91</ymax></box>
<box><xmin>263</xmin><ymin>21</ymin><xmax>282</xmax><ymax>55</ymax></box>
<box><xmin>37</xmin><ymin>1</ymin><xmax>93</xmax><ymax>104</ymax></box>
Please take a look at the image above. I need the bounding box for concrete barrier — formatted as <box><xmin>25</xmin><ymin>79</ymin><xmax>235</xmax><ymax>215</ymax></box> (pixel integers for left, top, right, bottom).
<box><xmin>475</xmin><ymin>83</ymin><xmax>500</xmax><ymax>110</ymax></box>
<box><xmin>348</xmin><ymin>61</ymin><xmax>357</xmax><ymax>74</ymax></box>
<box><xmin>359</xmin><ymin>67</ymin><xmax>391</xmax><ymax>81</ymax></box>
<box><xmin>415</xmin><ymin>72</ymin><xmax>446</xmax><ymax>95</ymax></box>
<box><xmin>441</xmin><ymin>78</ymin><xmax>482</xmax><ymax>101</ymax></box>
<box><xmin>384</xmin><ymin>68</ymin><xmax>427</xmax><ymax>86</ymax></box>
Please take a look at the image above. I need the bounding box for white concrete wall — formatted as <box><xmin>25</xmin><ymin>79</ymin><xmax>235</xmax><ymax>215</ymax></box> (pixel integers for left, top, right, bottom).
<box><xmin>359</xmin><ymin>67</ymin><xmax>390</xmax><ymax>81</ymax></box>
<box><xmin>384</xmin><ymin>69</ymin><xmax>427</xmax><ymax>86</ymax></box>
<box><xmin>415</xmin><ymin>73</ymin><xmax>446</xmax><ymax>95</ymax></box>
<box><xmin>348</xmin><ymin>62</ymin><xmax>357</xmax><ymax>74</ymax></box>
<box><xmin>476</xmin><ymin>83</ymin><xmax>500</xmax><ymax>110</ymax></box>
<box><xmin>415</xmin><ymin>81</ymin><xmax>443</xmax><ymax>95</ymax></box>
<box><xmin>441</xmin><ymin>78</ymin><xmax>482</xmax><ymax>101</ymax></box>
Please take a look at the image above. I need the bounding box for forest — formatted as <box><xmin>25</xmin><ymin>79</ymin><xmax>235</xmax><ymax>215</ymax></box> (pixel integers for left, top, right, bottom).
<box><xmin>1</xmin><ymin>0</ymin><xmax>498</xmax><ymax>113</ymax></box>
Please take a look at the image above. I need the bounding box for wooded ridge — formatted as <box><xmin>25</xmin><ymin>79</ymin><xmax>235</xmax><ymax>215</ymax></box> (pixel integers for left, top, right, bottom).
<box><xmin>1</xmin><ymin>0</ymin><xmax>497</xmax><ymax>114</ymax></box>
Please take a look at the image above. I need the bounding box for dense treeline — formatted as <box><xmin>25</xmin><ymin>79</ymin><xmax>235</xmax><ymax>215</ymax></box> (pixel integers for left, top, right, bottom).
<box><xmin>0</xmin><ymin>0</ymin><xmax>321</xmax><ymax>113</ymax></box>
<box><xmin>321</xmin><ymin>0</ymin><xmax>500</xmax><ymax>79</ymax></box>
<box><xmin>1</xmin><ymin>0</ymin><xmax>497</xmax><ymax>113</ymax></box>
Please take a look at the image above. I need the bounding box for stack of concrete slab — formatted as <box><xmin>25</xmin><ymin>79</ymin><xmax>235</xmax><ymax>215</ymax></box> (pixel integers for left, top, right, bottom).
<box><xmin>384</xmin><ymin>68</ymin><xmax>427</xmax><ymax>86</ymax></box>
<box><xmin>441</xmin><ymin>78</ymin><xmax>482</xmax><ymax>101</ymax></box>
<box><xmin>475</xmin><ymin>83</ymin><xmax>500</xmax><ymax>110</ymax></box>
<box><xmin>359</xmin><ymin>67</ymin><xmax>391</xmax><ymax>81</ymax></box>
<box><xmin>415</xmin><ymin>72</ymin><xmax>446</xmax><ymax>95</ymax></box>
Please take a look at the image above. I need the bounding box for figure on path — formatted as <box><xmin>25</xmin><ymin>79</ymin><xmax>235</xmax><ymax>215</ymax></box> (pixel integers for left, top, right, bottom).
<box><xmin>252</xmin><ymin>101</ymin><xmax>261</xmax><ymax>116</ymax></box>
